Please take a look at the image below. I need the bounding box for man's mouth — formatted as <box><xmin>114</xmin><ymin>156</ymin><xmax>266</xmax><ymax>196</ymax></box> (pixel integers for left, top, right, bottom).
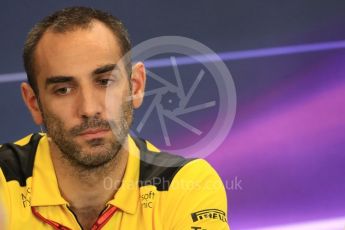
<box><xmin>78</xmin><ymin>128</ymin><xmax>110</xmax><ymax>140</ymax></box>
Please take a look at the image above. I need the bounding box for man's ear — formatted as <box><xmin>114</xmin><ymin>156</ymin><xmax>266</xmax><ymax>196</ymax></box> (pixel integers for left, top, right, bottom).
<box><xmin>130</xmin><ymin>62</ymin><xmax>146</xmax><ymax>109</ymax></box>
<box><xmin>21</xmin><ymin>82</ymin><xmax>43</xmax><ymax>125</ymax></box>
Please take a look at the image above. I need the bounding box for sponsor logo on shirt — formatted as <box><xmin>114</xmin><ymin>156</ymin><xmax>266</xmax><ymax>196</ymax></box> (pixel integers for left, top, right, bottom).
<box><xmin>191</xmin><ymin>227</ymin><xmax>207</xmax><ymax>230</ymax></box>
<box><xmin>140</xmin><ymin>191</ymin><xmax>155</xmax><ymax>208</ymax></box>
<box><xmin>21</xmin><ymin>187</ymin><xmax>31</xmax><ymax>208</ymax></box>
<box><xmin>191</xmin><ymin>209</ymin><xmax>227</xmax><ymax>223</ymax></box>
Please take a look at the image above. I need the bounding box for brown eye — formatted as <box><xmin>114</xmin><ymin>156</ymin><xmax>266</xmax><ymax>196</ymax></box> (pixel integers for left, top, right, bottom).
<box><xmin>55</xmin><ymin>87</ymin><xmax>72</xmax><ymax>95</ymax></box>
<box><xmin>98</xmin><ymin>79</ymin><xmax>114</xmax><ymax>86</ymax></box>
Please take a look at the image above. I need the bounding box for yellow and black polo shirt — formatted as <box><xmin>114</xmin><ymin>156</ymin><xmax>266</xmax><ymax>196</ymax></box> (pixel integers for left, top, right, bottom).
<box><xmin>0</xmin><ymin>133</ymin><xmax>229</xmax><ymax>229</ymax></box>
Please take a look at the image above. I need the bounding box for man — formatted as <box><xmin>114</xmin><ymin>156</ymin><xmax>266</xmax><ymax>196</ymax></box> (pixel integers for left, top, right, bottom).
<box><xmin>0</xmin><ymin>6</ymin><xmax>229</xmax><ymax>230</ymax></box>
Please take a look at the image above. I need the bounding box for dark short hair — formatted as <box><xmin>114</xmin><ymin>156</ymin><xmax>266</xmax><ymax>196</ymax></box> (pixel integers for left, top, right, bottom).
<box><xmin>23</xmin><ymin>6</ymin><xmax>132</xmax><ymax>94</ymax></box>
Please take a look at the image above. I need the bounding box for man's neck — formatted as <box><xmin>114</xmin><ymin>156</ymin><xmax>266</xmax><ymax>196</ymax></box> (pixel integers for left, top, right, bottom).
<box><xmin>48</xmin><ymin>138</ymin><xmax>128</xmax><ymax>218</ymax></box>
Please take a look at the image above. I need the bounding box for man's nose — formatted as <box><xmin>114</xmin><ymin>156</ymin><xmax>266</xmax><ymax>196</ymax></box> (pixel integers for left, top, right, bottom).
<box><xmin>77</xmin><ymin>87</ymin><xmax>103</xmax><ymax>118</ymax></box>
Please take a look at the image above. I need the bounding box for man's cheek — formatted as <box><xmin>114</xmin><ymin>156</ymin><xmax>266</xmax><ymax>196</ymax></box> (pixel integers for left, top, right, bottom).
<box><xmin>105</xmin><ymin>106</ymin><xmax>121</xmax><ymax>123</ymax></box>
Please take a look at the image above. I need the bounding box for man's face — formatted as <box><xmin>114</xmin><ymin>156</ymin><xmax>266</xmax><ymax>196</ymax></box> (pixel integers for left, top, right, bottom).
<box><xmin>33</xmin><ymin>21</ymin><xmax>133</xmax><ymax>168</ymax></box>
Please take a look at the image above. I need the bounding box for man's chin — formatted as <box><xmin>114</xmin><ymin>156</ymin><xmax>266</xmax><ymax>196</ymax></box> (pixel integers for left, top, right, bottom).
<box><xmin>71</xmin><ymin>149</ymin><xmax>117</xmax><ymax>169</ymax></box>
<box><xmin>54</xmin><ymin>132</ymin><xmax>126</xmax><ymax>169</ymax></box>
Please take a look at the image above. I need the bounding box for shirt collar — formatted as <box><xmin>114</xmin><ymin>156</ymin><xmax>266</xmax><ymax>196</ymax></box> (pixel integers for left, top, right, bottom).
<box><xmin>107</xmin><ymin>136</ymin><xmax>140</xmax><ymax>214</ymax></box>
<box><xmin>31</xmin><ymin>134</ymin><xmax>67</xmax><ymax>206</ymax></box>
<box><xmin>30</xmin><ymin>134</ymin><xmax>140</xmax><ymax>215</ymax></box>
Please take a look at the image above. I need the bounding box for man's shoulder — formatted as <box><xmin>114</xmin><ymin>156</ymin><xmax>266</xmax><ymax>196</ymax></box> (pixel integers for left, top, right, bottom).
<box><xmin>0</xmin><ymin>133</ymin><xmax>42</xmax><ymax>186</ymax></box>
<box><xmin>132</xmin><ymin>136</ymin><xmax>216</xmax><ymax>191</ymax></box>
<box><xmin>133</xmin><ymin>137</ymin><xmax>229</xmax><ymax>229</ymax></box>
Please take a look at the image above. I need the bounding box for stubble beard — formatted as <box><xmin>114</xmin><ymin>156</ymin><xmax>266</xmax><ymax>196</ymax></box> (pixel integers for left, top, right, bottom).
<box><xmin>41</xmin><ymin>99</ymin><xmax>133</xmax><ymax>171</ymax></box>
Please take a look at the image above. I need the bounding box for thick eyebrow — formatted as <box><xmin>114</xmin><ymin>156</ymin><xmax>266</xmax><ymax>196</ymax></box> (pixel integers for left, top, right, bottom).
<box><xmin>44</xmin><ymin>64</ymin><xmax>118</xmax><ymax>89</ymax></box>
<box><xmin>45</xmin><ymin>76</ymin><xmax>74</xmax><ymax>89</ymax></box>
<box><xmin>92</xmin><ymin>64</ymin><xmax>118</xmax><ymax>75</ymax></box>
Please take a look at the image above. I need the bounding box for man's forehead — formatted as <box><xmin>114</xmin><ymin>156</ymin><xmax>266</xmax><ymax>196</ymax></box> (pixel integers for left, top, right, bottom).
<box><xmin>34</xmin><ymin>21</ymin><xmax>123</xmax><ymax>80</ymax></box>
